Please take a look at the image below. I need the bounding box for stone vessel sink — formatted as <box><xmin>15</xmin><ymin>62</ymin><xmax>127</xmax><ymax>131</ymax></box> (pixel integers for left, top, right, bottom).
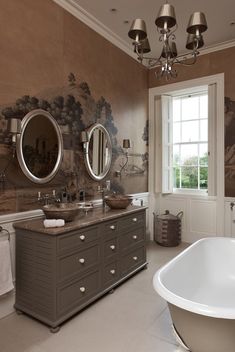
<box><xmin>104</xmin><ymin>195</ymin><xmax>132</xmax><ymax>209</ymax></box>
<box><xmin>43</xmin><ymin>203</ymin><xmax>81</xmax><ymax>222</ymax></box>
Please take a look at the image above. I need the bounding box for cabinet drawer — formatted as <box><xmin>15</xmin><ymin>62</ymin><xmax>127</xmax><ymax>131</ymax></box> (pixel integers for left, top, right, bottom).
<box><xmin>120</xmin><ymin>227</ymin><xmax>145</xmax><ymax>251</ymax></box>
<box><xmin>104</xmin><ymin>237</ymin><xmax>118</xmax><ymax>261</ymax></box>
<box><xmin>119</xmin><ymin>212</ymin><xmax>145</xmax><ymax>232</ymax></box>
<box><xmin>58</xmin><ymin>244</ymin><xmax>100</xmax><ymax>282</ymax></box>
<box><xmin>103</xmin><ymin>261</ymin><xmax>119</xmax><ymax>286</ymax></box>
<box><xmin>103</xmin><ymin>220</ymin><xmax>119</xmax><ymax>236</ymax></box>
<box><xmin>121</xmin><ymin>246</ymin><xmax>146</xmax><ymax>276</ymax></box>
<box><xmin>57</xmin><ymin>226</ymin><xmax>99</xmax><ymax>254</ymax></box>
<box><xmin>57</xmin><ymin>269</ymin><xmax>101</xmax><ymax>315</ymax></box>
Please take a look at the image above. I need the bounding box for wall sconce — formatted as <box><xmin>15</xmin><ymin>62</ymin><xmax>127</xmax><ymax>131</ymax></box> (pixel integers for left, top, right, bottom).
<box><xmin>81</xmin><ymin>131</ymin><xmax>88</xmax><ymax>153</ymax></box>
<box><xmin>9</xmin><ymin>118</ymin><xmax>21</xmax><ymax>144</ymax></box>
<box><xmin>115</xmin><ymin>139</ymin><xmax>131</xmax><ymax>177</ymax></box>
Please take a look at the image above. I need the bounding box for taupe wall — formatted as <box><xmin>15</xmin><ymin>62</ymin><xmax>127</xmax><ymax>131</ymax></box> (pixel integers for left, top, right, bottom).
<box><xmin>0</xmin><ymin>0</ymin><xmax>148</xmax><ymax>214</ymax></box>
<box><xmin>148</xmin><ymin>46</ymin><xmax>235</xmax><ymax>197</ymax></box>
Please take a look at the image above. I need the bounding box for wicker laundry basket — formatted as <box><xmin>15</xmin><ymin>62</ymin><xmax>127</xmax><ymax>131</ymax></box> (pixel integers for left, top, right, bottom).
<box><xmin>153</xmin><ymin>210</ymin><xmax>183</xmax><ymax>247</ymax></box>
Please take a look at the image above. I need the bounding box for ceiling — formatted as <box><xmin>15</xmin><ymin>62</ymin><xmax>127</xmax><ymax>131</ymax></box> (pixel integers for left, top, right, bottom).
<box><xmin>56</xmin><ymin>0</ymin><xmax>235</xmax><ymax>60</ymax></box>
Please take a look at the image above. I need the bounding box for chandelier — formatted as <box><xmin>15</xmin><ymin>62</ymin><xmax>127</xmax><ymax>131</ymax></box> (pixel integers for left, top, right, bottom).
<box><xmin>128</xmin><ymin>2</ymin><xmax>208</xmax><ymax>79</ymax></box>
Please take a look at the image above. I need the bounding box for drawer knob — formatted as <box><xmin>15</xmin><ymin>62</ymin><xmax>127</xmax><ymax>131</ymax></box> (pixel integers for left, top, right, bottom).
<box><xmin>110</xmin><ymin>245</ymin><xmax>116</xmax><ymax>250</ymax></box>
<box><xmin>132</xmin><ymin>235</ymin><xmax>138</xmax><ymax>240</ymax></box>
<box><xmin>133</xmin><ymin>256</ymin><xmax>138</xmax><ymax>261</ymax></box>
<box><xmin>132</xmin><ymin>217</ymin><xmax>137</xmax><ymax>222</ymax></box>
<box><xmin>80</xmin><ymin>235</ymin><xmax>85</xmax><ymax>241</ymax></box>
<box><xmin>110</xmin><ymin>269</ymin><xmax>116</xmax><ymax>275</ymax></box>
<box><xmin>79</xmin><ymin>258</ymin><xmax>85</xmax><ymax>264</ymax></box>
<box><xmin>80</xmin><ymin>287</ymin><xmax>86</xmax><ymax>293</ymax></box>
<box><xmin>110</xmin><ymin>225</ymin><xmax>116</xmax><ymax>230</ymax></box>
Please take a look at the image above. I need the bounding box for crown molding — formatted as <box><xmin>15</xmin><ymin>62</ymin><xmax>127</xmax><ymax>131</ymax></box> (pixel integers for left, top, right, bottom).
<box><xmin>52</xmin><ymin>0</ymin><xmax>136</xmax><ymax>60</ymax></box>
<box><xmin>53</xmin><ymin>0</ymin><xmax>235</xmax><ymax>66</ymax></box>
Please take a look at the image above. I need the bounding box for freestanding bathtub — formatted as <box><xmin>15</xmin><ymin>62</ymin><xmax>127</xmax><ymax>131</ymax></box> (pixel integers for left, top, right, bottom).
<box><xmin>153</xmin><ymin>237</ymin><xmax>235</xmax><ymax>352</ymax></box>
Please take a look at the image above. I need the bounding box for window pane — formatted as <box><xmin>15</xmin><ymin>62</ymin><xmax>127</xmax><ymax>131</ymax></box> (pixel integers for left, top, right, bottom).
<box><xmin>182</xmin><ymin>96</ymin><xmax>199</xmax><ymax>120</ymax></box>
<box><xmin>173</xmin><ymin>145</ymin><xmax>180</xmax><ymax>166</ymax></box>
<box><xmin>173</xmin><ymin>167</ymin><xmax>180</xmax><ymax>188</ymax></box>
<box><xmin>173</xmin><ymin>99</ymin><xmax>181</xmax><ymax>122</ymax></box>
<box><xmin>200</xmin><ymin>167</ymin><xmax>208</xmax><ymax>189</ymax></box>
<box><xmin>182</xmin><ymin>121</ymin><xmax>199</xmax><ymax>142</ymax></box>
<box><xmin>199</xmin><ymin>144</ymin><xmax>208</xmax><ymax>166</ymax></box>
<box><xmin>173</xmin><ymin>122</ymin><xmax>180</xmax><ymax>143</ymax></box>
<box><xmin>181</xmin><ymin>144</ymin><xmax>198</xmax><ymax>165</ymax></box>
<box><xmin>181</xmin><ymin>166</ymin><xmax>198</xmax><ymax>189</ymax></box>
<box><xmin>200</xmin><ymin>95</ymin><xmax>208</xmax><ymax>118</ymax></box>
<box><xmin>200</xmin><ymin>120</ymin><xmax>208</xmax><ymax>141</ymax></box>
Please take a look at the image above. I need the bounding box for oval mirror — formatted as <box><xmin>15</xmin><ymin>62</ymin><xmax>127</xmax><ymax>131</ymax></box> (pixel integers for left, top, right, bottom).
<box><xmin>84</xmin><ymin>123</ymin><xmax>112</xmax><ymax>181</ymax></box>
<box><xmin>16</xmin><ymin>109</ymin><xmax>63</xmax><ymax>184</ymax></box>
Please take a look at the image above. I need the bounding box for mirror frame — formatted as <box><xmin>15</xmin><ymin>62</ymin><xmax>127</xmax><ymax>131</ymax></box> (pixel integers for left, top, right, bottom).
<box><xmin>16</xmin><ymin>109</ymin><xmax>63</xmax><ymax>184</ymax></box>
<box><xmin>84</xmin><ymin>123</ymin><xmax>112</xmax><ymax>181</ymax></box>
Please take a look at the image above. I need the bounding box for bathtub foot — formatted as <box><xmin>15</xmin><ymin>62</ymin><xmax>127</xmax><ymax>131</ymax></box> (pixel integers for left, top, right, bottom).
<box><xmin>172</xmin><ymin>324</ymin><xmax>190</xmax><ymax>351</ymax></box>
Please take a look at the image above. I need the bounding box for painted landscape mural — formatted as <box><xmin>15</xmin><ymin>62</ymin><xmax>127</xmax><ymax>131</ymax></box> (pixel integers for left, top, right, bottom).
<box><xmin>0</xmin><ymin>73</ymin><xmax>148</xmax><ymax>214</ymax></box>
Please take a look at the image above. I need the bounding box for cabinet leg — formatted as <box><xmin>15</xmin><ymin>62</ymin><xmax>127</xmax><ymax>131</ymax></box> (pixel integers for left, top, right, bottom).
<box><xmin>50</xmin><ymin>326</ymin><xmax>60</xmax><ymax>333</ymax></box>
<box><xmin>144</xmin><ymin>263</ymin><xmax>148</xmax><ymax>270</ymax></box>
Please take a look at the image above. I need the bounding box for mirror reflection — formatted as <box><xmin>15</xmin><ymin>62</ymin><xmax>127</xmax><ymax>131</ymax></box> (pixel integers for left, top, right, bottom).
<box><xmin>84</xmin><ymin>123</ymin><xmax>112</xmax><ymax>181</ymax></box>
<box><xmin>17</xmin><ymin>109</ymin><xmax>63</xmax><ymax>183</ymax></box>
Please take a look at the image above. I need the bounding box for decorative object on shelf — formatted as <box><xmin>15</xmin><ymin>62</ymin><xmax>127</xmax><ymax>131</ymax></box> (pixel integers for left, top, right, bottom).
<box><xmin>128</xmin><ymin>1</ymin><xmax>208</xmax><ymax>79</ymax></box>
<box><xmin>104</xmin><ymin>195</ymin><xmax>132</xmax><ymax>209</ymax></box>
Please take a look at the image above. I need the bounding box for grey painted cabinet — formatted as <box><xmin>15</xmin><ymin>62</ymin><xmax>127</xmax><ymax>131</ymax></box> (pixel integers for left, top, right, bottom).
<box><xmin>14</xmin><ymin>207</ymin><xmax>147</xmax><ymax>330</ymax></box>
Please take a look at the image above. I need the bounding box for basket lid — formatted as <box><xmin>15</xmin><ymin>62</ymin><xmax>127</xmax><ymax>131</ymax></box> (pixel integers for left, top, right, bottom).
<box><xmin>157</xmin><ymin>210</ymin><xmax>182</xmax><ymax>220</ymax></box>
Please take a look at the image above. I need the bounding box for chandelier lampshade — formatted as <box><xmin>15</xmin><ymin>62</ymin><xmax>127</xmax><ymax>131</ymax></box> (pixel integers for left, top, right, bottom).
<box><xmin>186</xmin><ymin>34</ymin><xmax>204</xmax><ymax>50</ymax></box>
<box><xmin>128</xmin><ymin>19</ymin><xmax>147</xmax><ymax>41</ymax></box>
<box><xmin>155</xmin><ymin>3</ymin><xmax>176</xmax><ymax>28</ymax></box>
<box><xmin>187</xmin><ymin>12</ymin><xmax>208</xmax><ymax>34</ymax></box>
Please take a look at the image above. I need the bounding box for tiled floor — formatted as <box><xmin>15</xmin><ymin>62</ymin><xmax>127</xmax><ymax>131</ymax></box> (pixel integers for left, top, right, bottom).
<box><xmin>0</xmin><ymin>241</ymin><xmax>189</xmax><ymax>352</ymax></box>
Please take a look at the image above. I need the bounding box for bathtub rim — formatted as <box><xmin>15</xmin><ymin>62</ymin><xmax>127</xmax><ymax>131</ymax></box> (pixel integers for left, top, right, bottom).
<box><xmin>153</xmin><ymin>237</ymin><xmax>235</xmax><ymax>319</ymax></box>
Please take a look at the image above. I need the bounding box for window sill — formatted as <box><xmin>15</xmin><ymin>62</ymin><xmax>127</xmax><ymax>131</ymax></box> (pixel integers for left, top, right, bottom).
<box><xmin>162</xmin><ymin>191</ymin><xmax>216</xmax><ymax>201</ymax></box>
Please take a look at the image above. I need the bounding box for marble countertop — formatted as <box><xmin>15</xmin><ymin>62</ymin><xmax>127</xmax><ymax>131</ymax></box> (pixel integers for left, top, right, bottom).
<box><xmin>13</xmin><ymin>205</ymin><xmax>147</xmax><ymax>236</ymax></box>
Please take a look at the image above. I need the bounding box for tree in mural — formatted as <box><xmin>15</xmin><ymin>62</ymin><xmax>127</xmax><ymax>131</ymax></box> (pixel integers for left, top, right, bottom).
<box><xmin>68</xmin><ymin>72</ymin><xmax>76</xmax><ymax>86</ymax></box>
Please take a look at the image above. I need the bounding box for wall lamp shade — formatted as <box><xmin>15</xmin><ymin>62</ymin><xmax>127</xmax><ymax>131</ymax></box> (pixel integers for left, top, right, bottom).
<box><xmin>155</xmin><ymin>3</ymin><xmax>176</xmax><ymax>28</ymax></box>
<box><xmin>123</xmin><ymin>139</ymin><xmax>131</xmax><ymax>149</ymax></box>
<box><xmin>81</xmin><ymin>131</ymin><xmax>88</xmax><ymax>143</ymax></box>
<box><xmin>186</xmin><ymin>33</ymin><xmax>204</xmax><ymax>50</ymax></box>
<box><xmin>128</xmin><ymin>19</ymin><xmax>147</xmax><ymax>41</ymax></box>
<box><xmin>187</xmin><ymin>12</ymin><xmax>207</xmax><ymax>34</ymax></box>
<box><xmin>10</xmin><ymin>118</ymin><xmax>21</xmax><ymax>134</ymax></box>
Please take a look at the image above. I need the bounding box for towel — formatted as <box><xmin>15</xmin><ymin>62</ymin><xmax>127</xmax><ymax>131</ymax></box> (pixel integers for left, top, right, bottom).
<box><xmin>43</xmin><ymin>219</ymin><xmax>65</xmax><ymax>228</ymax></box>
<box><xmin>0</xmin><ymin>240</ymin><xmax>14</xmax><ymax>296</ymax></box>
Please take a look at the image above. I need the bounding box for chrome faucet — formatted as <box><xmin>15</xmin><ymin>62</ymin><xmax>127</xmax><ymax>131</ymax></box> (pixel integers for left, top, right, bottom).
<box><xmin>97</xmin><ymin>180</ymin><xmax>111</xmax><ymax>209</ymax></box>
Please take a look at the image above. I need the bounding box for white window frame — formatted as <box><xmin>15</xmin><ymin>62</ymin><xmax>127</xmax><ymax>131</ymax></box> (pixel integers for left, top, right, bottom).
<box><xmin>170</xmin><ymin>88</ymin><xmax>209</xmax><ymax>195</ymax></box>
<box><xmin>148</xmin><ymin>73</ymin><xmax>224</xmax><ymax>237</ymax></box>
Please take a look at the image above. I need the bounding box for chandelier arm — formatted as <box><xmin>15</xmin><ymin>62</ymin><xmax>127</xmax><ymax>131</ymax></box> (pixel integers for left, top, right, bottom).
<box><xmin>173</xmin><ymin>51</ymin><xmax>198</xmax><ymax>66</ymax></box>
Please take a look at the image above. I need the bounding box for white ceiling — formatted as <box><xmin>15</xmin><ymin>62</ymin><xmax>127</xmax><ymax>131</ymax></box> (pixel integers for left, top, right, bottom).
<box><xmin>56</xmin><ymin>0</ymin><xmax>235</xmax><ymax>59</ymax></box>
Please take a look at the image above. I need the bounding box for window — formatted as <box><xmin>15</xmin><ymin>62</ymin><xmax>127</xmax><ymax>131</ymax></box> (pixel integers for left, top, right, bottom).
<box><xmin>161</xmin><ymin>84</ymin><xmax>216</xmax><ymax>195</ymax></box>
<box><xmin>172</xmin><ymin>91</ymin><xmax>208</xmax><ymax>191</ymax></box>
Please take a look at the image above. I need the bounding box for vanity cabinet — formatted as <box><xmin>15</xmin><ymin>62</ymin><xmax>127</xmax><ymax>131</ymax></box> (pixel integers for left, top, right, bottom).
<box><xmin>14</xmin><ymin>207</ymin><xmax>147</xmax><ymax>330</ymax></box>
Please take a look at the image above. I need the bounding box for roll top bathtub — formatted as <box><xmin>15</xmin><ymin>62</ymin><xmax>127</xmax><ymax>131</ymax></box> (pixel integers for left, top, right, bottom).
<box><xmin>153</xmin><ymin>238</ymin><xmax>235</xmax><ymax>352</ymax></box>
